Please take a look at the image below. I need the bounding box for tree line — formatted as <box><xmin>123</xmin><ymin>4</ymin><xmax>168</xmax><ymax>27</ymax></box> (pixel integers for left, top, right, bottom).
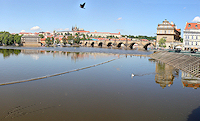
<box><xmin>122</xmin><ymin>35</ymin><xmax>156</xmax><ymax>40</ymax></box>
<box><xmin>0</xmin><ymin>31</ymin><xmax>22</xmax><ymax>45</ymax></box>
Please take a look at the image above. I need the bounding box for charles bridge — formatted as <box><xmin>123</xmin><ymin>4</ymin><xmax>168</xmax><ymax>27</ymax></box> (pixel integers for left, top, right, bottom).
<box><xmin>79</xmin><ymin>39</ymin><xmax>156</xmax><ymax>50</ymax></box>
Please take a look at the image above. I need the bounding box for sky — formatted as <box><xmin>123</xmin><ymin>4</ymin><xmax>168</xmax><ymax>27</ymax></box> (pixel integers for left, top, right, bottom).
<box><xmin>0</xmin><ymin>0</ymin><xmax>200</xmax><ymax>37</ymax></box>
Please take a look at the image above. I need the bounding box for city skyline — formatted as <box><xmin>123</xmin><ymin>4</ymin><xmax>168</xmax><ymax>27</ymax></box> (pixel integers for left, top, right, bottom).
<box><xmin>0</xmin><ymin>0</ymin><xmax>200</xmax><ymax>37</ymax></box>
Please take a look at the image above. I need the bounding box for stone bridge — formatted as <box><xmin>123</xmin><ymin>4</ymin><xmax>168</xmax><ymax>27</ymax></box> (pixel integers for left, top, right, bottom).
<box><xmin>80</xmin><ymin>40</ymin><xmax>156</xmax><ymax>50</ymax></box>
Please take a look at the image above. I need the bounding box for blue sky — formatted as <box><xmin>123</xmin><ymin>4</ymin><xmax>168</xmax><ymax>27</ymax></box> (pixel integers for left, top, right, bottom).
<box><xmin>0</xmin><ymin>0</ymin><xmax>200</xmax><ymax>36</ymax></box>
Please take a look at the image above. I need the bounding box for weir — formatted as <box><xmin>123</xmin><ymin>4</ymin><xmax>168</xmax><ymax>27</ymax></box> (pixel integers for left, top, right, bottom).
<box><xmin>149</xmin><ymin>51</ymin><xmax>200</xmax><ymax>78</ymax></box>
<box><xmin>0</xmin><ymin>56</ymin><xmax>124</xmax><ymax>86</ymax></box>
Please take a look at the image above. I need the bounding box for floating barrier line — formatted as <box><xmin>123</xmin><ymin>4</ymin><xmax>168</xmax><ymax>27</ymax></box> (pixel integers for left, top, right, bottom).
<box><xmin>0</xmin><ymin>56</ymin><xmax>124</xmax><ymax>86</ymax></box>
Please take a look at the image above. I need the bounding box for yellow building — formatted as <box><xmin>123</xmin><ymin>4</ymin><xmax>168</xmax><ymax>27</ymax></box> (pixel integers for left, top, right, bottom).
<box><xmin>157</xmin><ymin>19</ymin><xmax>181</xmax><ymax>49</ymax></box>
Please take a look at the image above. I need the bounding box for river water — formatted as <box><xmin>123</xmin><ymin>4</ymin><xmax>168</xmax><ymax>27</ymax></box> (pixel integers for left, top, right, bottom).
<box><xmin>0</xmin><ymin>47</ymin><xmax>200</xmax><ymax>121</ymax></box>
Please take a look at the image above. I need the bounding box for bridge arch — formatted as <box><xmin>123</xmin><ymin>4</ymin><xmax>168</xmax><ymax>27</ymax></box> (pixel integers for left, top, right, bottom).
<box><xmin>98</xmin><ymin>42</ymin><xmax>103</xmax><ymax>47</ymax></box>
<box><xmin>91</xmin><ymin>42</ymin><xmax>94</xmax><ymax>47</ymax></box>
<box><xmin>117</xmin><ymin>42</ymin><xmax>124</xmax><ymax>48</ymax></box>
<box><xmin>107</xmin><ymin>42</ymin><xmax>112</xmax><ymax>47</ymax></box>
<box><xmin>129</xmin><ymin>43</ymin><xmax>135</xmax><ymax>49</ymax></box>
<box><xmin>143</xmin><ymin>43</ymin><xmax>155</xmax><ymax>50</ymax></box>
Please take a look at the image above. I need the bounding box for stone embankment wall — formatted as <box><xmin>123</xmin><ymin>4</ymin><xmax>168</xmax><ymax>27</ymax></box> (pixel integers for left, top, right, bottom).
<box><xmin>149</xmin><ymin>51</ymin><xmax>200</xmax><ymax>78</ymax></box>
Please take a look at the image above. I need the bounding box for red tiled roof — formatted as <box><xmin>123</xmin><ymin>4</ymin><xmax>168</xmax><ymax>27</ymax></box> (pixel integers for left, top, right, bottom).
<box><xmin>185</xmin><ymin>22</ymin><xmax>200</xmax><ymax>30</ymax></box>
<box><xmin>75</xmin><ymin>31</ymin><xmax>90</xmax><ymax>33</ymax></box>
<box><xmin>90</xmin><ymin>32</ymin><xmax>110</xmax><ymax>34</ymax></box>
<box><xmin>47</xmin><ymin>35</ymin><xmax>53</xmax><ymax>38</ymax></box>
<box><xmin>41</xmin><ymin>38</ymin><xmax>46</xmax><ymax>41</ymax></box>
<box><xmin>110</xmin><ymin>32</ymin><xmax>120</xmax><ymax>35</ymax></box>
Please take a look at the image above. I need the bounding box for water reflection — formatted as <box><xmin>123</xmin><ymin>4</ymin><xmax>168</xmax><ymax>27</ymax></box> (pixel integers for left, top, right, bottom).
<box><xmin>0</xmin><ymin>49</ymin><xmax>120</xmax><ymax>62</ymax></box>
<box><xmin>0</xmin><ymin>49</ymin><xmax>21</xmax><ymax>58</ymax></box>
<box><xmin>148</xmin><ymin>59</ymin><xmax>179</xmax><ymax>89</ymax></box>
<box><xmin>155</xmin><ymin>62</ymin><xmax>179</xmax><ymax>89</ymax></box>
<box><xmin>182</xmin><ymin>72</ymin><xmax>200</xmax><ymax>89</ymax></box>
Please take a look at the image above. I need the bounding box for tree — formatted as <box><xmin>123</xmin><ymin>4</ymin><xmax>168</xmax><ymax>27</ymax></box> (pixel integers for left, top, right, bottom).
<box><xmin>62</xmin><ymin>36</ymin><xmax>67</xmax><ymax>45</ymax></box>
<box><xmin>158</xmin><ymin>38</ymin><xmax>166</xmax><ymax>47</ymax></box>
<box><xmin>56</xmin><ymin>38</ymin><xmax>59</xmax><ymax>44</ymax></box>
<box><xmin>74</xmin><ymin>34</ymin><xmax>80</xmax><ymax>44</ymax></box>
<box><xmin>14</xmin><ymin>34</ymin><xmax>21</xmax><ymax>44</ymax></box>
<box><xmin>8</xmin><ymin>35</ymin><xmax>14</xmax><ymax>45</ymax></box>
<box><xmin>0</xmin><ymin>34</ymin><xmax>3</xmax><ymax>44</ymax></box>
<box><xmin>39</xmin><ymin>34</ymin><xmax>44</xmax><ymax>38</ymax></box>
<box><xmin>83</xmin><ymin>34</ymin><xmax>86</xmax><ymax>40</ymax></box>
<box><xmin>45</xmin><ymin>37</ymin><xmax>51</xmax><ymax>46</ymax></box>
<box><xmin>2</xmin><ymin>34</ymin><xmax>9</xmax><ymax>45</ymax></box>
<box><xmin>180</xmin><ymin>38</ymin><xmax>183</xmax><ymax>43</ymax></box>
<box><xmin>52</xmin><ymin>37</ymin><xmax>54</xmax><ymax>44</ymax></box>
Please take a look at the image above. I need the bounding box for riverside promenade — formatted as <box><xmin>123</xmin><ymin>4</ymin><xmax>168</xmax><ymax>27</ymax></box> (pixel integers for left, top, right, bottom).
<box><xmin>149</xmin><ymin>51</ymin><xmax>200</xmax><ymax>78</ymax></box>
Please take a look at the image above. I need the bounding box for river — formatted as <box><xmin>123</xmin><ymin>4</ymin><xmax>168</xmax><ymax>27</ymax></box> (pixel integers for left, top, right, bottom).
<box><xmin>0</xmin><ymin>47</ymin><xmax>199</xmax><ymax>121</ymax></box>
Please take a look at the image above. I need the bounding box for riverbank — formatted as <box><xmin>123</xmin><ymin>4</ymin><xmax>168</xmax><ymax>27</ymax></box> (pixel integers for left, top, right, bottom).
<box><xmin>149</xmin><ymin>51</ymin><xmax>200</xmax><ymax>78</ymax></box>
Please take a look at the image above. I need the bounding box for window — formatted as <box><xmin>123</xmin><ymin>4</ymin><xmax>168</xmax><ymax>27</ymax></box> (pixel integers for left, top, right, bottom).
<box><xmin>165</xmin><ymin>31</ymin><xmax>166</xmax><ymax>34</ymax></box>
<box><xmin>196</xmin><ymin>25</ymin><xmax>198</xmax><ymax>27</ymax></box>
<box><xmin>196</xmin><ymin>36</ymin><xmax>198</xmax><ymax>39</ymax></box>
<box><xmin>188</xmin><ymin>24</ymin><xmax>191</xmax><ymax>27</ymax></box>
<box><xmin>192</xmin><ymin>36</ymin><xmax>193</xmax><ymax>39</ymax></box>
<box><xmin>196</xmin><ymin>42</ymin><xmax>198</xmax><ymax>45</ymax></box>
<box><xmin>191</xmin><ymin>42</ymin><xmax>193</xmax><ymax>45</ymax></box>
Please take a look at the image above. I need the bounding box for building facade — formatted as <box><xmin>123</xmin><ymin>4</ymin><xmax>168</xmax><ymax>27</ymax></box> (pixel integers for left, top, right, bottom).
<box><xmin>183</xmin><ymin>22</ymin><xmax>200</xmax><ymax>51</ymax></box>
<box><xmin>89</xmin><ymin>31</ymin><xmax>121</xmax><ymax>38</ymax></box>
<box><xmin>21</xmin><ymin>35</ymin><xmax>41</xmax><ymax>46</ymax></box>
<box><xmin>56</xmin><ymin>26</ymin><xmax>121</xmax><ymax>38</ymax></box>
<box><xmin>157</xmin><ymin>19</ymin><xmax>181</xmax><ymax>49</ymax></box>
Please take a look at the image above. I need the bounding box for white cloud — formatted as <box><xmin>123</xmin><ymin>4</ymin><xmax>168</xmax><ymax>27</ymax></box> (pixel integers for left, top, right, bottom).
<box><xmin>30</xmin><ymin>26</ymin><xmax>41</xmax><ymax>31</ymax></box>
<box><xmin>192</xmin><ymin>16</ymin><xmax>200</xmax><ymax>22</ymax></box>
<box><xmin>117</xmin><ymin>17</ymin><xmax>122</xmax><ymax>20</ymax></box>
<box><xmin>21</xmin><ymin>30</ymin><xmax>25</xmax><ymax>32</ymax></box>
<box><xmin>183</xmin><ymin>7</ymin><xmax>186</xmax><ymax>9</ymax></box>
